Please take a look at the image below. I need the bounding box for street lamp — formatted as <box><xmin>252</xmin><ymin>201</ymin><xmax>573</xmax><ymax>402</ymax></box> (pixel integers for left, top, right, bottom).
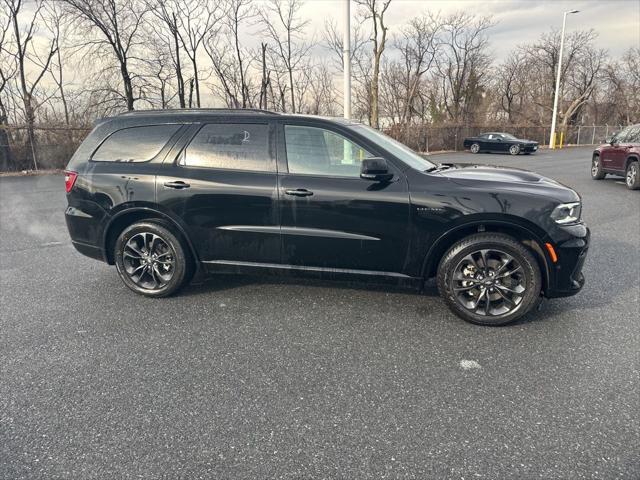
<box><xmin>549</xmin><ymin>9</ymin><xmax>579</xmax><ymax>149</ymax></box>
<box><xmin>343</xmin><ymin>0</ymin><xmax>351</xmax><ymax>120</ymax></box>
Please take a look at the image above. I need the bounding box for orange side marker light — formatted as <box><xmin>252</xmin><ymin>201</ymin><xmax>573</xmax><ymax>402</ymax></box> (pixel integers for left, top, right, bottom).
<box><xmin>545</xmin><ymin>242</ymin><xmax>558</xmax><ymax>263</ymax></box>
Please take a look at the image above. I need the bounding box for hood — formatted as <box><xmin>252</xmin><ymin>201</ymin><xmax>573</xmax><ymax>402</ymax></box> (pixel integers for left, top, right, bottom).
<box><xmin>435</xmin><ymin>164</ymin><xmax>579</xmax><ymax>202</ymax></box>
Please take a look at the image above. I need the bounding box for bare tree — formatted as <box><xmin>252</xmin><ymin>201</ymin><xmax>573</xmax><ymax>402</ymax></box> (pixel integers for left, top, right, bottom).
<box><xmin>205</xmin><ymin>0</ymin><xmax>256</xmax><ymax>109</ymax></box>
<box><xmin>324</xmin><ymin>18</ymin><xmax>372</xmax><ymax>121</ymax></box>
<box><xmin>494</xmin><ymin>51</ymin><xmax>526</xmax><ymax>123</ymax></box>
<box><xmin>147</xmin><ymin>0</ymin><xmax>187</xmax><ymax>107</ymax></box>
<box><xmin>62</xmin><ymin>0</ymin><xmax>149</xmax><ymax>111</ymax></box>
<box><xmin>4</xmin><ymin>0</ymin><xmax>59</xmax><ymax>169</ymax></box>
<box><xmin>355</xmin><ymin>0</ymin><xmax>391</xmax><ymax>128</ymax></box>
<box><xmin>259</xmin><ymin>0</ymin><xmax>311</xmax><ymax>113</ymax></box>
<box><xmin>175</xmin><ymin>0</ymin><xmax>225</xmax><ymax>108</ymax></box>
<box><xmin>0</xmin><ymin>7</ymin><xmax>15</xmax><ymax>169</ymax></box>
<box><xmin>434</xmin><ymin>12</ymin><xmax>493</xmax><ymax>124</ymax></box>
<box><xmin>394</xmin><ymin>14</ymin><xmax>439</xmax><ymax>125</ymax></box>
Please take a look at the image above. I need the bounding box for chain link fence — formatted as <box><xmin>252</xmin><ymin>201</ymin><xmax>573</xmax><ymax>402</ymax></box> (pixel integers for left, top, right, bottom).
<box><xmin>0</xmin><ymin>123</ymin><xmax>625</xmax><ymax>172</ymax></box>
<box><xmin>386</xmin><ymin>124</ymin><xmax>623</xmax><ymax>153</ymax></box>
<box><xmin>0</xmin><ymin>125</ymin><xmax>91</xmax><ymax>172</ymax></box>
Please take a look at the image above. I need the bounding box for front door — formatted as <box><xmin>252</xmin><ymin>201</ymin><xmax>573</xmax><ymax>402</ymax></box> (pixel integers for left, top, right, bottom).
<box><xmin>277</xmin><ymin>123</ymin><xmax>411</xmax><ymax>273</ymax></box>
<box><xmin>157</xmin><ymin>121</ymin><xmax>280</xmax><ymax>264</ymax></box>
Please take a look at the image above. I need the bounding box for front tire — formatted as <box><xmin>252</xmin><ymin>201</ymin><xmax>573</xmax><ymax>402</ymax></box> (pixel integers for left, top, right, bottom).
<box><xmin>591</xmin><ymin>154</ymin><xmax>606</xmax><ymax>180</ymax></box>
<box><xmin>114</xmin><ymin>221</ymin><xmax>190</xmax><ymax>297</ymax></box>
<box><xmin>625</xmin><ymin>161</ymin><xmax>640</xmax><ymax>190</ymax></box>
<box><xmin>509</xmin><ymin>144</ymin><xmax>521</xmax><ymax>155</ymax></box>
<box><xmin>470</xmin><ymin>143</ymin><xmax>480</xmax><ymax>154</ymax></box>
<box><xmin>436</xmin><ymin>233</ymin><xmax>542</xmax><ymax>326</ymax></box>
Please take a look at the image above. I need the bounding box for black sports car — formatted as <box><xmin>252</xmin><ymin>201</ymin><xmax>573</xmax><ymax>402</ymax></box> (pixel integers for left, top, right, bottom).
<box><xmin>463</xmin><ymin>132</ymin><xmax>539</xmax><ymax>155</ymax></box>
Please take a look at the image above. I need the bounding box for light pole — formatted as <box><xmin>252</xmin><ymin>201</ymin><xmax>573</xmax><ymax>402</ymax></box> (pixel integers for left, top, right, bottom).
<box><xmin>549</xmin><ymin>9</ymin><xmax>579</xmax><ymax>149</ymax></box>
<box><xmin>343</xmin><ymin>0</ymin><xmax>351</xmax><ymax>120</ymax></box>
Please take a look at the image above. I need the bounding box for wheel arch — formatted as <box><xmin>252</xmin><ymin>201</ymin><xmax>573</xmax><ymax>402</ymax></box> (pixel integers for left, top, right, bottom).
<box><xmin>103</xmin><ymin>207</ymin><xmax>199</xmax><ymax>266</ymax></box>
<box><xmin>625</xmin><ymin>154</ymin><xmax>639</xmax><ymax>170</ymax></box>
<box><xmin>421</xmin><ymin>220</ymin><xmax>551</xmax><ymax>293</ymax></box>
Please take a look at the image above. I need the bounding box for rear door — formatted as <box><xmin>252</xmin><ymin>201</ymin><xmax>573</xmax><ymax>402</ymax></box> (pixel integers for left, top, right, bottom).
<box><xmin>157</xmin><ymin>120</ymin><xmax>280</xmax><ymax>264</ymax></box>
<box><xmin>276</xmin><ymin>121</ymin><xmax>411</xmax><ymax>273</ymax></box>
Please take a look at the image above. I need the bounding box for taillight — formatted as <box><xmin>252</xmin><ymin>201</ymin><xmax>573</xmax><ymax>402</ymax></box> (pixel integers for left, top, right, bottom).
<box><xmin>64</xmin><ymin>171</ymin><xmax>78</xmax><ymax>193</ymax></box>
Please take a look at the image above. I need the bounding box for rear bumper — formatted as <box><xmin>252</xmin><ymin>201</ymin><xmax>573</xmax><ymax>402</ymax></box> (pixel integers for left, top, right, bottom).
<box><xmin>545</xmin><ymin>226</ymin><xmax>590</xmax><ymax>298</ymax></box>
<box><xmin>65</xmin><ymin>205</ymin><xmax>107</xmax><ymax>263</ymax></box>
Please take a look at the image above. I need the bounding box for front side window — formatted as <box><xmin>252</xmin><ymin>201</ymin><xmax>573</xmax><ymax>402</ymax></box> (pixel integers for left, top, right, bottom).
<box><xmin>92</xmin><ymin>124</ymin><xmax>181</xmax><ymax>162</ymax></box>
<box><xmin>284</xmin><ymin>125</ymin><xmax>371</xmax><ymax>177</ymax></box>
<box><xmin>182</xmin><ymin>123</ymin><xmax>271</xmax><ymax>172</ymax></box>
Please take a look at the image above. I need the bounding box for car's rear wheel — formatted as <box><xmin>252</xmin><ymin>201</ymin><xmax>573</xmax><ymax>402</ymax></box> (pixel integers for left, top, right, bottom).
<box><xmin>625</xmin><ymin>160</ymin><xmax>640</xmax><ymax>190</ymax></box>
<box><xmin>470</xmin><ymin>143</ymin><xmax>480</xmax><ymax>154</ymax></box>
<box><xmin>437</xmin><ymin>233</ymin><xmax>542</xmax><ymax>326</ymax></box>
<box><xmin>509</xmin><ymin>144</ymin><xmax>520</xmax><ymax>155</ymax></box>
<box><xmin>114</xmin><ymin>221</ymin><xmax>190</xmax><ymax>297</ymax></box>
<box><xmin>591</xmin><ymin>154</ymin><xmax>606</xmax><ymax>180</ymax></box>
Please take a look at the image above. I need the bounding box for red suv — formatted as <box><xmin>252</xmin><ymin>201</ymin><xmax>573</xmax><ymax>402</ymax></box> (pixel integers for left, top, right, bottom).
<box><xmin>591</xmin><ymin>124</ymin><xmax>640</xmax><ymax>190</ymax></box>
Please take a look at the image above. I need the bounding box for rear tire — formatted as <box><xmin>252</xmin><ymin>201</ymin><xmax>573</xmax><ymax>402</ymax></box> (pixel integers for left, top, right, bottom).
<box><xmin>591</xmin><ymin>154</ymin><xmax>606</xmax><ymax>180</ymax></box>
<box><xmin>625</xmin><ymin>161</ymin><xmax>640</xmax><ymax>190</ymax></box>
<box><xmin>436</xmin><ymin>233</ymin><xmax>542</xmax><ymax>326</ymax></box>
<box><xmin>114</xmin><ymin>221</ymin><xmax>191</xmax><ymax>297</ymax></box>
<box><xmin>470</xmin><ymin>143</ymin><xmax>480</xmax><ymax>154</ymax></box>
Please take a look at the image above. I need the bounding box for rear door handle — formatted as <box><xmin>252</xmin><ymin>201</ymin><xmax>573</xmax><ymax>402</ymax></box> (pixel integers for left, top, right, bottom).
<box><xmin>285</xmin><ymin>188</ymin><xmax>313</xmax><ymax>197</ymax></box>
<box><xmin>164</xmin><ymin>180</ymin><xmax>190</xmax><ymax>189</ymax></box>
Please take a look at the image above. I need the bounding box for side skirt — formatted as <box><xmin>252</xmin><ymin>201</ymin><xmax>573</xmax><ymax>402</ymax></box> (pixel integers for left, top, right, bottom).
<box><xmin>201</xmin><ymin>260</ymin><xmax>423</xmax><ymax>288</ymax></box>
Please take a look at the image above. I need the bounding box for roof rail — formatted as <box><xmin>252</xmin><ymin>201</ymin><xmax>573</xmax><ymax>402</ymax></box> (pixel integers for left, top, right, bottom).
<box><xmin>119</xmin><ymin>108</ymin><xmax>279</xmax><ymax>116</ymax></box>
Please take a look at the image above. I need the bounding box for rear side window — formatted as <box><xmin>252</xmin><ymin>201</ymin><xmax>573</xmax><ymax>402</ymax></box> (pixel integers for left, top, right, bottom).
<box><xmin>92</xmin><ymin>125</ymin><xmax>181</xmax><ymax>162</ymax></box>
<box><xmin>181</xmin><ymin>123</ymin><xmax>271</xmax><ymax>172</ymax></box>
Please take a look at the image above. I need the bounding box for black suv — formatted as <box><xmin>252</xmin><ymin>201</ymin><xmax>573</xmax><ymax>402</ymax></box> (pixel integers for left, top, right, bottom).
<box><xmin>64</xmin><ymin>109</ymin><xmax>589</xmax><ymax>326</ymax></box>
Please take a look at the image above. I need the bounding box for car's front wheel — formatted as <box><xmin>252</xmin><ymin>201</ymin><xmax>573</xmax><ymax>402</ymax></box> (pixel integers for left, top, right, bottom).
<box><xmin>470</xmin><ymin>143</ymin><xmax>480</xmax><ymax>154</ymax></box>
<box><xmin>625</xmin><ymin>160</ymin><xmax>640</xmax><ymax>190</ymax></box>
<box><xmin>509</xmin><ymin>144</ymin><xmax>521</xmax><ymax>155</ymax></box>
<box><xmin>436</xmin><ymin>233</ymin><xmax>542</xmax><ymax>326</ymax></box>
<box><xmin>591</xmin><ymin>154</ymin><xmax>606</xmax><ymax>180</ymax></box>
<box><xmin>114</xmin><ymin>221</ymin><xmax>191</xmax><ymax>297</ymax></box>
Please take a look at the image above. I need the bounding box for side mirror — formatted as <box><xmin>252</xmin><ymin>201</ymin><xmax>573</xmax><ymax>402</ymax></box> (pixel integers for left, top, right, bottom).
<box><xmin>360</xmin><ymin>157</ymin><xmax>394</xmax><ymax>182</ymax></box>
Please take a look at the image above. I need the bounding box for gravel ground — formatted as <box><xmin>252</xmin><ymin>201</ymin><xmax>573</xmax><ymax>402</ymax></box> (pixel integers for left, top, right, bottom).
<box><xmin>0</xmin><ymin>146</ymin><xmax>638</xmax><ymax>479</ymax></box>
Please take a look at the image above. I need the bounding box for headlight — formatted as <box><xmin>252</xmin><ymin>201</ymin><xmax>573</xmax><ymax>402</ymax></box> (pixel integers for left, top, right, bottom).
<box><xmin>550</xmin><ymin>202</ymin><xmax>582</xmax><ymax>224</ymax></box>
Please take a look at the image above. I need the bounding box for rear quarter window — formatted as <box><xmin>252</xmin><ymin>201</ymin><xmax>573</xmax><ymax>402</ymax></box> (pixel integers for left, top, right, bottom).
<box><xmin>92</xmin><ymin>124</ymin><xmax>181</xmax><ymax>162</ymax></box>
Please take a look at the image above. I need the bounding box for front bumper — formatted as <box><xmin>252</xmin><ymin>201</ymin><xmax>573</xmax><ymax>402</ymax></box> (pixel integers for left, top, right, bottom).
<box><xmin>522</xmin><ymin>143</ymin><xmax>539</xmax><ymax>153</ymax></box>
<box><xmin>545</xmin><ymin>225</ymin><xmax>590</xmax><ymax>298</ymax></box>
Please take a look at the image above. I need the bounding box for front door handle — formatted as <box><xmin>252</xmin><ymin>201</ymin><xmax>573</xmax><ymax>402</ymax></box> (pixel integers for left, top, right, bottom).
<box><xmin>285</xmin><ymin>188</ymin><xmax>313</xmax><ymax>197</ymax></box>
<box><xmin>164</xmin><ymin>180</ymin><xmax>190</xmax><ymax>189</ymax></box>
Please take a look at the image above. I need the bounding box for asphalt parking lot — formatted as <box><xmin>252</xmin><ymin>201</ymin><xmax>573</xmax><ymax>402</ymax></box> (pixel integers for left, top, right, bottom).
<box><xmin>1</xmin><ymin>146</ymin><xmax>638</xmax><ymax>479</ymax></box>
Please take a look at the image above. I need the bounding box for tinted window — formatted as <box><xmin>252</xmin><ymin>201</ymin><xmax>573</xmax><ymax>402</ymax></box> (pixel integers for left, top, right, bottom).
<box><xmin>92</xmin><ymin>125</ymin><xmax>181</xmax><ymax>162</ymax></box>
<box><xmin>284</xmin><ymin>125</ymin><xmax>371</xmax><ymax>177</ymax></box>
<box><xmin>182</xmin><ymin>123</ymin><xmax>270</xmax><ymax>171</ymax></box>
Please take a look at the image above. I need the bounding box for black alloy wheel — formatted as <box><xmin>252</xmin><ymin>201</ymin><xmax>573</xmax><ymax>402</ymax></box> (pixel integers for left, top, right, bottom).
<box><xmin>437</xmin><ymin>233</ymin><xmax>542</xmax><ymax>326</ymax></box>
<box><xmin>115</xmin><ymin>221</ymin><xmax>190</xmax><ymax>297</ymax></box>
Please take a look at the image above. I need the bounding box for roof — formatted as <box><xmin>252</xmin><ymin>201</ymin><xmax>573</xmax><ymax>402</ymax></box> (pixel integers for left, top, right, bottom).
<box><xmin>115</xmin><ymin>108</ymin><xmax>362</xmax><ymax>125</ymax></box>
<box><xmin>119</xmin><ymin>108</ymin><xmax>279</xmax><ymax>117</ymax></box>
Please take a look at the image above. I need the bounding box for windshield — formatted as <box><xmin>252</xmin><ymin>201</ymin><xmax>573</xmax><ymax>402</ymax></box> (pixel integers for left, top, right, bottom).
<box><xmin>352</xmin><ymin>125</ymin><xmax>437</xmax><ymax>171</ymax></box>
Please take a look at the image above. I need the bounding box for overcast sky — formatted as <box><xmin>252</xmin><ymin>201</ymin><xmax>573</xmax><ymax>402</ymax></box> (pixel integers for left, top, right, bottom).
<box><xmin>299</xmin><ymin>0</ymin><xmax>640</xmax><ymax>60</ymax></box>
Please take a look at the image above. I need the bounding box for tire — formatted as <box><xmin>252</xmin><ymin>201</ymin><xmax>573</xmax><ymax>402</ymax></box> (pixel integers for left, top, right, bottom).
<box><xmin>436</xmin><ymin>233</ymin><xmax>542</xmax><ymax>326</ymax></box>
<box><xmin>625</xmin><ymin>160</ymin><xmax>640</xmax><ymax>190</ymax></box>
<box><xmin>470</xmin><ymin>143</ymin><xmax>480</xmax><ymax>154</ymax></box>
<box><xmin>114</xmin><ymin>221</ymin><xmax>191</xmax><ymax>297</ymax></box>
<box><xmin>509</xmin><ymin>144</ymin><xmax>521</xmax><ymax>155</ymax></box>
<box><xmin>591</xmin><ymin>154</ymin><xmax>606</xmax><ymax>180</ymax></box>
